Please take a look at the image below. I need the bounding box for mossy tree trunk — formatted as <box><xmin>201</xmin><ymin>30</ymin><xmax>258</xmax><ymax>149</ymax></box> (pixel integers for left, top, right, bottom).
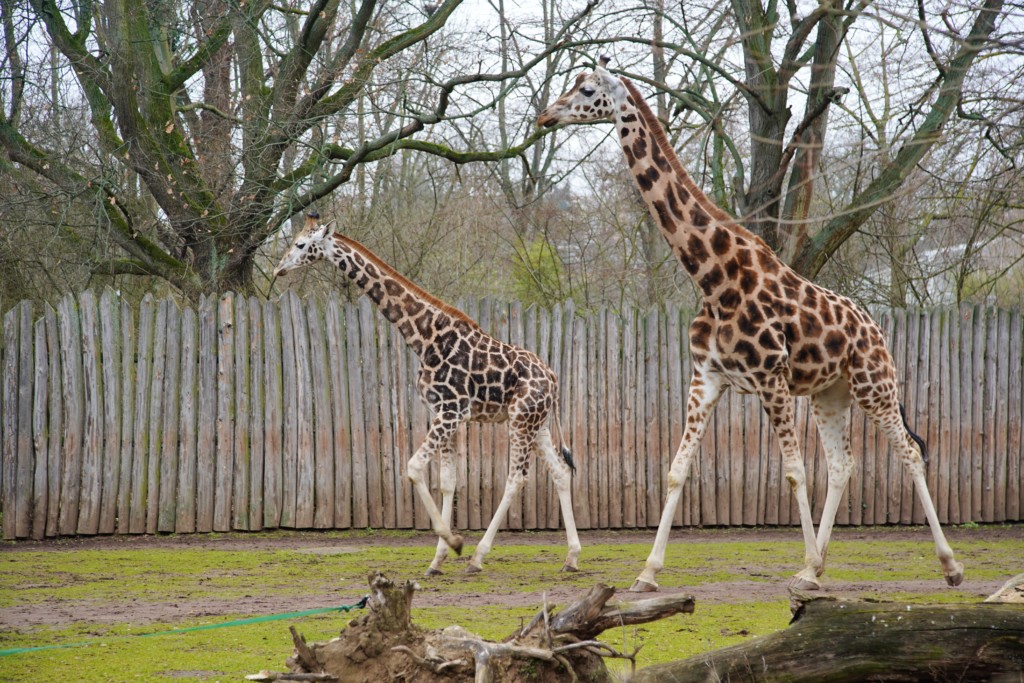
<box><xmin>632</xmin><ymin>595</ymin><xmax>1024</xmax><ymax>683</ymax></box>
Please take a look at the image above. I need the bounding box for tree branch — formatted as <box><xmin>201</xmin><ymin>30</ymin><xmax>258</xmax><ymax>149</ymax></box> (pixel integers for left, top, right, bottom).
<box><xmin>791</xmin><ymin>0</ymin><xmax>1006</xmax><ymax>277</ymax></box>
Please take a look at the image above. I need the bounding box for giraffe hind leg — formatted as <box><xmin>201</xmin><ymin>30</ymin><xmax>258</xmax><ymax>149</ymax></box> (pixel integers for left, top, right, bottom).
<box><xmin>537</xmin><ymin>427</ymin><xmax>581</xmax><ymax>571</ymax></box>
<box><xmin>867</xmin><ymin>398</ymin><xmax>963</xmax><ymax>586</ymax></box>
<box><xmin>809</xmin><ymin>380</ymin><xmax>855</xmax><ymax>578</ymax></box>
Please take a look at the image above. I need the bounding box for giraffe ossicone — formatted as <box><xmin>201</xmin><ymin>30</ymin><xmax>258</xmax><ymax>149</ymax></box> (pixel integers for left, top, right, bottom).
<box><xmin>538</xmin><ymin>59</ymin><xmax>963</xmax><ymax>593</ymax></box>
<box><xmin>274</xmin><ymin>213</ymin><xmax>582</xmax><ymax>576</ymax></box>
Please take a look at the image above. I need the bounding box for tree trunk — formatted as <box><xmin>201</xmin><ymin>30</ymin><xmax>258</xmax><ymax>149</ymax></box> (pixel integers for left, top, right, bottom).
<box><xmin>632</xmin><ymin>594</ymin><xmax>1024</xmax><ymax>683</ymax></box>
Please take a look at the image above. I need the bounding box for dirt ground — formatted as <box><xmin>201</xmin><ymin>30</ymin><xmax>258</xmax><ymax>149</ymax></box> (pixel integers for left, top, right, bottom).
<box><xmin>2</xmin><ymin>525</ymin><xmax>1020</xmax><ymax>630</ymax></box>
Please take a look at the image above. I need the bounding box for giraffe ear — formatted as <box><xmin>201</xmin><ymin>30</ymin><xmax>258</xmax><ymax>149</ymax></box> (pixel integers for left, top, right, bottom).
<box><xmin>314</xmin><ymin>220</ymin><xmax>333</xmax><ymax>240</ymax></box>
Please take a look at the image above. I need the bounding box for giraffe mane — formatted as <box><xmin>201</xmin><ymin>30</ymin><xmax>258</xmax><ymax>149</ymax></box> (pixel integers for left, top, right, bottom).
<box><xmin>619</xmin><ymin>77</ymin><xmax>763</xmax><ymax>241</ymax></box>
<box><xmin>335</xmin><ymin>234</ymin><xmax>482</xmax><ymax>330</ymax></box>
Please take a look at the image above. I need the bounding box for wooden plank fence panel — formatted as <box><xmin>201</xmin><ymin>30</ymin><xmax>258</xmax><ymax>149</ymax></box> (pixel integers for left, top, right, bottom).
<box><xmin>983</xmin><ymin>309</ymin><xmax>998</xmax><ymax>522</ymax></box>
<box><xmin>548</xmin><ymin>301</ymin><xmax>565</xmax><ymax>532</ymax></box>
<box><xmin>58</xmin><ymin>295</ymin><xmax>85</xmax><ymax>535</ymax></box>
<box><xmin>605</xmin><ymin>309</ymin><xmax>622</xmax><ymax>529</ymax></box>
<box><xmin>1008</xmin><ymin>311</ymin><xmax>1022</xmax><ymax>521</ymax></box>
<box><xmin>568</xmin><ymin>313</ymin><xmax>590</xmax><ymax>529</ymax></box>
<box><xmin>145</xmin><ymin>299</ymin><xmax>169</xmax><ymax>534</ymax></box>
<box><xmin>291</xmin><ymin>293</ymin><xmax>315</xmax><ymax>529</ymax></box>
<box><xmin>925</xmin><ymin>310</ymin><xmax>942</xmax><ymax>523</ymax></box>
<box><xmin>10</xmin><ymin>304</ymin><xmax>34</xmax><ymax>539</ymax></box>
<box><xmin>98</xmin><ymin>290</ymin><xmax>121</xmax><ymax>535</ymax></box>
<box><xmin>643</xmin><ymin>309</ymin><xmax>659</xmax><ymax>528</ymax></box>
<box><xmin>307</xmin><ymin>298</ymin><xmax>334</xmax><ymax>529</ymax></box>
<box><xmin>279</xmin><ymin>294</ymin><xmax>298</xmax><ymax>528</ymax></box>
<box><xmin>247</xmin><ymin>298</ymin><xmax>265</xmax><ymax>531</ymax></box>
<box><xmin>993</xmin><ymin>309</ymin><xmax>1010</xmax><ymax>522</ymax></box>
<box><xmin>621</xmin><ymin>309</ymin><xmax>637</xmax><ymax>530</ymax></box>
<box><xmin>585</xmin><ymin>312</ymin><xmax>601</xmax><ymax>528</ymax></box>
<box><xmin>31</xmin><ymin>317</ymin><xmax>48</xmax><ymax>540</ymax></box>
<box><xmin>177</xmin><ymin>307</ymin><xmax>198</xmax><ymax>533</ymax></box>
<box><xmin>375</xmin><ymin>312</ymin><xmax>398</xmax><ymax>530</ymax></box>
<box><xmin>157</xmin><ymin>301</ymin><xmax>181</xmax><ymax>533</ymax></box>
<box><xmin>325</xmin><ymin>295</ymin><xmax>352</xmax><ymax>529</ymax></box>
<box><xmin>196</xmin><ymin>296</ymin><xmax>217</xmax><ymax>532</ymax></box>
<box><xmin>231</xmin><ymin>295</ymin><xmax>251</xmax><ymax>530</ymax></box>
<box><xmin>78</xmin><ymin>291</ymin><xmax>102</xmax><ymax>535</ymax></box>
<box><xmin>128</xmin><ymin>296</ymin><xmax>154</xmax><ymax>533</ymax></box>
<box><xmin>359</xmin><ymin>298</ymin><xmax>383</xmax><ymax>529</ymax></box>
<box><xmin>345</xmin><ymin>302</ymin><xmax>368</xmax><ymax>529</ymax></box>
<box><xmin>214</xmin><ymin>294</ymin><xmax>234</xmax><ymax>531</ymax></box>
<box><xmin>728</xmin><ymin>373</ymin><xmax>745</xmax><ymax>527</ymax></box>
<box><xmin>944</xmin><ymin>309</ymin><xmax>961</xmax><ymax>524</ymax></box>
<box><xmin>937</xmin><ymin>310</ymin><xmax>953</xmax><ymax>523</ymax></box>
<box><xmin>970</xmin><ymin>306</ymin><xmax>985</xmax><ymax>522</ymax></box>
<box><xmin>262</xmin><ymin>299</ymin><xmax>283</xmax><ymax>528</ymax></box>
<box><xmin>45</xmin><ymin>307</ymin><xmax>63</xmax><ymax>537</ymax></box>
<box><xmin>957</xmin><ymin>305</ymin><xmax>976</xmax><ymax>522</ymax></box>
<box><xmin>663</xmin><ymin>308</ymin><xmax>686</xmax><ymax>526</ymax></box>
<box><xmin>1</xmin><ymin>307</ymin><xmax>16</xmax><ymax>540</ymax></box>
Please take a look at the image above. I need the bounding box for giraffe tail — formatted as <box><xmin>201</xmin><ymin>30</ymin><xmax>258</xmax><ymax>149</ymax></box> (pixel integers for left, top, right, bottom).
<box><xmin>552</xmin><ymin>402</ymin><xmax>576</xmax><ymax>475</ymax></box>
<box><xmin>900</xmin><ymin>403</ymin><xmax>929</xmax><ymax>465</ymax></box>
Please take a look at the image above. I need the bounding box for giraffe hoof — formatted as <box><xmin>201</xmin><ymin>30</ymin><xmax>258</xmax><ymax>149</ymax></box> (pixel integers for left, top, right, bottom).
<box><xmin>789</xmin><ymin>576</ymin><xmax>820</xmax><ymax>591</ymax></box>
<box><xmin>465</xmin><ymin>564</ymin><xmax>483</xmax><ymax>574</ymax></box>
<box><xmin>448</xmin><ymin>535</ymin><xmax>464</xmax><ymax>556</ymax></box>
<box><xmin>424</xmin><ymin>567</ymin><xmax>443</xmax><ymax>577</ymax></box>
<box><xmin>560</xmin><ymin>563</ymin><xmax>579</xmax><ymax>573</ymax></box>
<box><xmin>946</xmin><ymin>563</ymin><xmax>965</xmax><ymax>587</ymax></box>
<box><xmin>629</xmin><ymin>579</ymin><xmax>659</xmax><ymax>593</ymax></box>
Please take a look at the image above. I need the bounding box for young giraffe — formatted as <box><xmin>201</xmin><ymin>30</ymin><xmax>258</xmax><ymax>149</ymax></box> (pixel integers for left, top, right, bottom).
<box><xmin>538</xmin><ymin>58</ymin><xmax>963</xmax><ymax>592</ymax></box>
<box><xmin>273</xmin><ymin>213</ymin><xmax>581</xmax><ymax>575</ymax></box>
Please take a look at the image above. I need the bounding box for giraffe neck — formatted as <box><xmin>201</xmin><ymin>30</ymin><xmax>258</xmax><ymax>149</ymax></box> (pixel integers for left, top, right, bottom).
<box><xmin>614</xmin><ymin>77</ymin><xmax>772</xmax><ymax>298</ymax></box>
<box><xmin>325</xmin><ymin>235</ymin><xmax>479</xmax><ymax>354</ymax></box>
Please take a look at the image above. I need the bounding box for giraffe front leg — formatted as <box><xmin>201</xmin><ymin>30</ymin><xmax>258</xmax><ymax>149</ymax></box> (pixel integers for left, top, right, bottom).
<box><xmin>407</xmin><ymin>418</ymin><xmax>464</xmax><ymax>559</ymax></box>
<box><xmin>631</xmin><ymin>373</ymin><xmax>724</xmax><ymax>592</ymax></box>
<box><xmin>761</xmin><ymin>384</ymin><xmax>824</xmax><ymax>591</ymax></box>
<box><xmin>426</xmin><ymin>443</ymin><xmax>458</xmax><ymax>576</ymax></box>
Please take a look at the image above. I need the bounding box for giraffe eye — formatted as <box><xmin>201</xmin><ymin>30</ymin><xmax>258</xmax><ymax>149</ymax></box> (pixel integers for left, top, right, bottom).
<box><xmin>580</xmin><ymin>86</ymin><xmax>595</xmax><ymax>97</ymax></box>
<box><xmin>296</xmin><ymin>242</ymin><xmax>306</xmax><ymax>249</ymax></box>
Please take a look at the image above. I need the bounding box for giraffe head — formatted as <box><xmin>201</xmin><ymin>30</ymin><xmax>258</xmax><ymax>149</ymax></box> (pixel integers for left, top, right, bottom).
<box><xmin>537</xmin><ymin>55</ymin><xmax>624</xmax><ymax>128</ymax></box>
<box><xmin>272</xmin><ymin>211</ymin><xmax>333</xmax><ymax>278</ymax></box>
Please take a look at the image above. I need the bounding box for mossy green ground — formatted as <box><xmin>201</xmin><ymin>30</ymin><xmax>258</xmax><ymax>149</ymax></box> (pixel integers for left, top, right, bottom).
<box><xmin>0</xmin><ymin>526</ymin><xmax>1019</xmax><ymax>682</ymax></box>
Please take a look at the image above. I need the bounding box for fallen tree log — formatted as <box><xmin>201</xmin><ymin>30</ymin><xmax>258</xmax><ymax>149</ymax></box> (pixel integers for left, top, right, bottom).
<box><xmin>249</xmin><ymin>572</ymin><xmax>696</xmax><ymax>683</ymax></box>
<box><xmin>632</xmin><ymin>592</ymin><xmax>1024</xmax><ymax>683</ymax></box>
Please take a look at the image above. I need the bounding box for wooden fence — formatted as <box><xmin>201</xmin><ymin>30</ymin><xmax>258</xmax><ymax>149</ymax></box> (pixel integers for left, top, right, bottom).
<box><xmin>1</xmin><ymin>290</ymin><xmax>1021</xmax><ymax>540</ymax></box>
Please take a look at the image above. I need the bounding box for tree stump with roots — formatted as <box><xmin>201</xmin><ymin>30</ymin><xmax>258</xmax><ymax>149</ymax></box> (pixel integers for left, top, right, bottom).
<box><xmin>247</xmin><ymin>571</ymin><xmax>696</xmax><ymax>683</ymax></box>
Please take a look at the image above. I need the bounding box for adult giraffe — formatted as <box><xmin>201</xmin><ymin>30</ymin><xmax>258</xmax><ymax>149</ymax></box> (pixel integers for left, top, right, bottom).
<box><xmin>273</xmin><ymin>213</ymin><xmax>581</xmax><ymax>576</ymax></box>
<box><xmin>538</xmin><ymin>58</ymin><xmax>963</xmax><ymax>592</ymax></box>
